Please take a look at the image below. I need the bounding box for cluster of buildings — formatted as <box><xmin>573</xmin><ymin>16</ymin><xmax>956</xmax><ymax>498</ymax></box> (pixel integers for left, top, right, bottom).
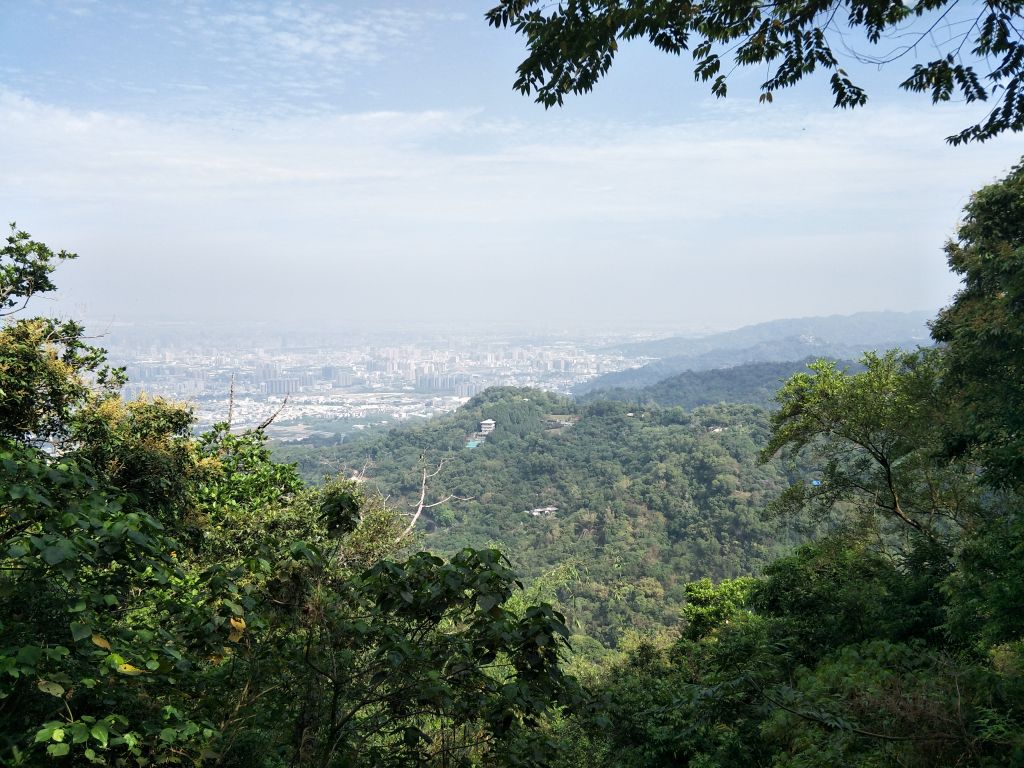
<box><xmin>106</xmin><ymin>326</ymin><xmax>651</xmax><ymax>439</ymax></box>
<box><xmin>465</xmin><ymin>418</ymin><xmax>495</xmax><ymax>449</ymax></box>
<box><xmin>524</xmin><ymin>506</ymin><xmax>559</xmax><ymax>518</ymax></box>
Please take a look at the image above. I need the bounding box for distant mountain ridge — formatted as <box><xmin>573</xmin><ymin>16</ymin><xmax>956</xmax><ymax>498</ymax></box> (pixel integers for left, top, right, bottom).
<box><xmin>606</xmin><ymin>310</ymin><xmax>933</xmax><ymax>357</ymax></box>
<box><xmin>578</xmin><ymin>310</ymin><xmax>932</xmax><ymax>393</ymax></box>
<box><xmin>578</xmin><ymin>357</ymin><xmax>864</xmax><ymax>409</ymax></box>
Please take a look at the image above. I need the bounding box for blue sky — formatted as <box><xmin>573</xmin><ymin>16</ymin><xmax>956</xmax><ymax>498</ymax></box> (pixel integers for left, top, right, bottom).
<box><xmin>2</xmin><ymin>1</ymin><xmax>1023</xmax><ymax>332</ymax></box>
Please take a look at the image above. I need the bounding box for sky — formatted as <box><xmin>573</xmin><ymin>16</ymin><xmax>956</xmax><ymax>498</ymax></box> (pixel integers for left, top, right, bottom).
<box><xmin>2</xmin><ymin>0</ymin><xmax>1023</xmax><ymax>334</ymax></box>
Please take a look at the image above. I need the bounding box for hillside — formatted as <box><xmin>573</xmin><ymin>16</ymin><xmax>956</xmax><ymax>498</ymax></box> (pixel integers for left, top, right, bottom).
<box><xmin>580</xmin><ymin>357</ymin><xmax>860</xmax><ymax>408</ymax></box>
<box><xmin>275</xmin><ymin>387</ymin><xmax>811</xmax><ymax>645</ymax></box>
<box><xmin>577</xmin><ymin>310</ymin><xmax>930</xmax><ymax>393</ymax></box>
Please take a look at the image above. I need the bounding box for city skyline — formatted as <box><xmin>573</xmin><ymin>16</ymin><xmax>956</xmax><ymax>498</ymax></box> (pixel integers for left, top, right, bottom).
<box><xmin>111</xmin><ymin>324</ymin><xmax>652</xmax><ymax>439</ymax></box>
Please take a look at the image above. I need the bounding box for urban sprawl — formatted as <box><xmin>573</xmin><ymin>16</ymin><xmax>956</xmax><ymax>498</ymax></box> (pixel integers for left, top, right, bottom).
<box><xmin>109</xmin><ymin>328</ymin><xmax>652</xmax><ymax>441</ymax></box>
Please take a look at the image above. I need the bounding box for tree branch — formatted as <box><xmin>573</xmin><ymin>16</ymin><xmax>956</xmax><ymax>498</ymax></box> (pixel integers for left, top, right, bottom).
<box><xmin>257</xmin><ymin>395</ymin><xmax>289</xmax><ymax>432</ymax></box>
<box><xmin>395</xmin><ymin>460</ymin><xmax>472</xmax><ymax>543</ymax></box>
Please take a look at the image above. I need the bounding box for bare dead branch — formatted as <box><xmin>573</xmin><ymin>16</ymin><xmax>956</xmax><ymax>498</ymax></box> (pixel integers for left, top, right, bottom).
<box><xmin>396</xmin><ymin>459</ymin><xmax>472</xmax><ymax>543</ymax></box>
<box><xmin>256</xmin><ymin>395</ymin><xmax>289</xmax><ymax>432</ymax></box>
<box><xmin>226</xmin><ymin>374</ymin><xmax>235</xmax><ymax>431</ymax></box>
<box><xmin>421</xmin><ymin>494</ymin><xmax>472</xmax><ymax>509</ymax></box>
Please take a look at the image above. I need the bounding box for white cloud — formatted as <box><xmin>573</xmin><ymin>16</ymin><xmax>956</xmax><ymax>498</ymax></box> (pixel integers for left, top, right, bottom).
<box><xmin>1</xmin><ymin>89</ymin><xmax>1021</xmax><ymax>329</ymax></box>
<box><xmin>3</xmin><ymin>2</ymin><xmax>471</xmax><ymax>120</ymax></box>
<box><xmin>182</xmin><ymin>2</ymin><xmax>463</xmax><ymax>76</ymax></box>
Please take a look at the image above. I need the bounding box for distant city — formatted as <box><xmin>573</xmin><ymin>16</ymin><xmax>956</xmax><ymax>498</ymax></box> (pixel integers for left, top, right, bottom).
<box><xmin>102</xmin><ymin>324</ymin><xmax>659</xmax><ymax>441</ymax></box>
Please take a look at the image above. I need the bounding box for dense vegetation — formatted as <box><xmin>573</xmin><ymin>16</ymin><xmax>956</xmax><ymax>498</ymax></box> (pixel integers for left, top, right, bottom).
<box><xmin>575</xmin><ymin>333</ymin><xmax>921</xmax><ymax>394</ymax></box>
<box><xmin>544</xmin><ymin>162</ymin><xmax>1024</xmax><ymax>765</ymax></box>
<box><xmin>578</xmin><ymin>358</ymin><xmax>860</xmax><ymax>409</ymax></box>
<box><xmin>278</xmin><ymin>392</ymin><xmax>810</xmax><ymax>645</ymax></box>
<box><xmin>5</xmin><ymin>157</ymin><xmax>1024</xmax><ymax>766</ymax></box>
<box><xmin>0</xmin><ymin>227</ymin><xmax>577</xmax><ymax>766</ymax></box>
<box><xmin>286</xmin><ymin>162</ymin><xmax>1024</xmax><ymax>765</ymax></box>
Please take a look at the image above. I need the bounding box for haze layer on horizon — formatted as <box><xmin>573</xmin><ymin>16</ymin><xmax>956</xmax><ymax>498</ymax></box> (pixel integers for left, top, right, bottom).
<box><xmin>3</xmin><ymin>1</ymin><xmax>1023</xmax><ymax>333</ymax></box>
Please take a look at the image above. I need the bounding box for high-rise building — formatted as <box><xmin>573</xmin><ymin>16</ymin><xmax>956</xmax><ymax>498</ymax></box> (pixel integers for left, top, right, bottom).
<box><xmin>264</xmin><ymin>378</ymin><xmax>300</xmax><ymax>396</ymax></box>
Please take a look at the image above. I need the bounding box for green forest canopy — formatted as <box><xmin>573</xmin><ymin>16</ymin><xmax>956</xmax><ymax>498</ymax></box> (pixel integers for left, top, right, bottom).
<box><xmin>548</xmin><ymin>161</ymin><xmax>1024</xmax><ymax>766</ymax></box>
<box><xmin>282</xmin><ymin>160</ymin><xmax>1024</xmax><ymax>765</ymax></box>
<box><xmin>0</xmin><ymin>225</ymin><xmax>577</xmax><ymax>766</ymax></box>
<box><xmin>3</xmin><ymin>157</ymin><xmax>1024</xmax><ymax>765</ymax></box>
<box><xmin>280</xmin><ymin>390</ymin><xmax>809</xmax><ymax>646</ymax></box>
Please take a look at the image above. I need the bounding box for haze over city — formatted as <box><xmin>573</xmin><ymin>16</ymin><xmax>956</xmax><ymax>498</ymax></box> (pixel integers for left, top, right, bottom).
<box><xmin>4</xmin><ymin>1</ymin><xmax>1024</xmax><ymax>333</ymax></box>
<box><xmin>7</xmin><ymin>3</ymin><xmax>1024</xmax><ymax>764</ymax></box>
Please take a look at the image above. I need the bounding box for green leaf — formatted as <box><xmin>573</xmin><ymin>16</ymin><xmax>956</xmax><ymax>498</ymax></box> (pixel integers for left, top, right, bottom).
<box><xmin>478</xmin><ymin>595</ymin><xmax>498</xmax><ymax>612</ymax></box>
<box><xmin>159</xmin><ymin>727</ymin><xmax>177</xmax><ymax>743</ymax></box>
<box><xmin>7</xmin><ymin>542</ymin><xmax>30</xmax><ymax>558</ymax></box>
<box><xmin>37</xmin><ymin>680</ymin><xmax>65</xmax><ymax>697</ymax></box>
<box><xmin>89</xmin><ymin>722</ymin><xmax>109</xmax><ymax>747</ymax></box>
<box><xmin>47</xmin><ymin>743</ymin><xmax>70</xmax><ymax>757</ymax></box>
<box><xmin>70</xmin><ymin>622</ymin><xmax>92</xmax><ymax>642</ymax></box>
<box><xmin>16</xmin><ymin>645</ymin><xmax>42</xmax><ymax>668</ymax></box>
<box><xmin>42</xmin><ymin>539</ymin><xmax>79</xmax><ymax>566</ymax></box>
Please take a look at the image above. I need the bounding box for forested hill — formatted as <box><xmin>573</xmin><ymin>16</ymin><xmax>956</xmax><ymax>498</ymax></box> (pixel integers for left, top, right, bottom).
<box><xmin>580</xmin><ymin>357</ymin><xmax>860</xmax><ymax>408</ymax></box>
<box><xmin>576</xmin><ymin>310</ymin><xmax>930</xmax><ymax>393</ymax></box>
<box><xmin>274</xmin><ymin>387</ymin><xmax>807</xmax><ymax>645</ymax></box>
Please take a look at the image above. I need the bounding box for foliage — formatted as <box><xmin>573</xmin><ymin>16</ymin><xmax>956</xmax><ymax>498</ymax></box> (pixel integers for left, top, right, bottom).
<box><xmin>932</xmin><ymin>158</ymin><xmax>1024</xmax><ymax>489</ymax></box>
<box><xmin>0</xmin><ymin>316</ymin><xmax>125</xmax><ymax>448</ymax></box>
<box><xmin>486</xmin><ymin>1</ymin><xmax>1024</xmax><ymax>144</ymax></box>
<box><xmin>1</xmin><ymin>224</ymin><xmax>76</xmax><ymax>316</ymax></box>
<box><xmin>546</xmin><ymin>163</ymin><xmax>1024</xmax><ymax>767</ymax></box>
<box><xmin>553</xmin><ymin>526</ymin><xmax>1024</xmax><ymax>767</ymax></box>
<box><xmin>263</xmin><ymin>547</ymin><xmax>578</xmax><ymax>767</ymax></box>
<box><xmin>944</xmin><ymin>511</ymin><xmax>1024</xmax><ymax>654</ymax></box>
<box><xmin>1</xmin><ymin>233</ymin><xmax>577</xmax><ymax>766</ymax></box>
<box><xmin>277</xmin><ymin>154</ymin><xmax>1024</xmax><ymax>763</ymax></box>
<box><xmin>282</xmin><ymin>393</ymin><xmax>807</xmax><ymax>646</ymax></box>
<box><xmin>8</xmin><ymin>157</ymin><xmax>1024</xmax><ymax>766</ymax></box>
<box><xmin>580</xmin><ymin>358</ymin><xmax>859</xmax><ymax>409</ymax></box>
<box><xmin>762</xmin><ymin>349</ymin><xmax>978</xmax><ymax>542</ymax></box>
<box><xmin>681</xmin><ymin>576</ymin><xmax>756</xmax><ymax>641</ymax></box>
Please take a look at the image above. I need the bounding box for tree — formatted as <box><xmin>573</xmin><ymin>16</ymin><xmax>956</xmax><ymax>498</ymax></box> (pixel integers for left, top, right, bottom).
<box><xmin>931</xmin><ymin>158</ymin><xmax>1024</xmax><ymax>488</ymax></box>
<box><xmin>1</xmin><ymin>232</ymin><xmax>579</xmax><ymax>766</ymax></box>
<box><xmin>0</xmin><ymin>224</ymin><xmax>125</xmax><ymax>448</ymax></box>
<box><xmin>760</xmin><ymin>350</ymin><xmax>980</xmax><ymax>543</ymax></box>
<box><xmin>486</xmin><ymin>1</ymin><xmax>1024</xmax><ymax>144</ymax></box>
<box><xmin>0</xmin><ymin>224</ymin><xmax>76</xmax><ymax>317</ymax></box>
<box><xmin>681</xmin><ymin>576</ymin><xmax>755</xmax><ymax>641</ymax></box>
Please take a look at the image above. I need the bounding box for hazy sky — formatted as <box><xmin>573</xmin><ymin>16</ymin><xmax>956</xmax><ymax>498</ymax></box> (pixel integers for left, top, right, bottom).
<box><xmin>2</xmin><ymin>1</ymin><xmax>1023</xmax><ymax>332</ymax></box>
